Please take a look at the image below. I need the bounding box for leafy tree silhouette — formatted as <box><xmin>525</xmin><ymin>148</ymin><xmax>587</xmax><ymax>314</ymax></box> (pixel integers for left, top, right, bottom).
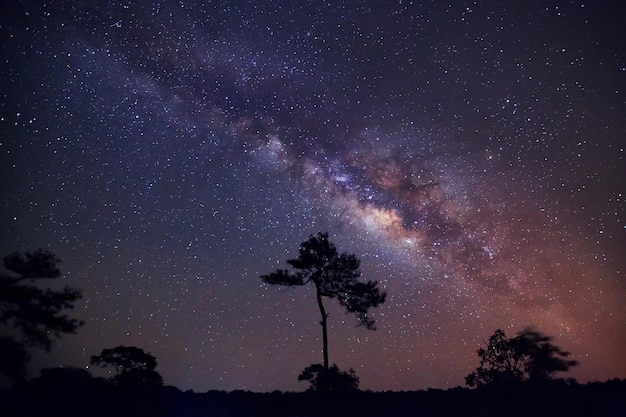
<box><xmin>465</xmin><ymin>328</ymin><xmax>578</xmax><ymax>387</ymax></box>
<box><xmin>90</xmin><ymin>345</ymin><xmax>164</xmax><ymax>387</ymax></box>
<box><xmin>298</xmin><ymin>363</ymin><xmax>359</xmax><ymax>392</ymax></box>
<box><xmin>0</xmin><ymin>249</ymin><xmax>83</xmax><ymax>383</ymax></box>
<box><xmin>261</xmin><ymin>232</ymin><xmax>386</xmax><ymax>370</ymax></box>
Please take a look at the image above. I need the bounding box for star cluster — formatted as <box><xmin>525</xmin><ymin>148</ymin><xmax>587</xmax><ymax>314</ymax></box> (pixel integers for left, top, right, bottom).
<box><xmin>1</xmin><ymin>1</ymin><xmax>625</xmax><ymax>391</ymax></box>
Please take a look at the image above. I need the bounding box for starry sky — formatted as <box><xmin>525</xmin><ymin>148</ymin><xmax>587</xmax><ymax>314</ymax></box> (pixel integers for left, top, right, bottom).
<box><xmin>1</xmin><ymin>0</ymin><xmax>625</xmax><ymax>392</ymax></box>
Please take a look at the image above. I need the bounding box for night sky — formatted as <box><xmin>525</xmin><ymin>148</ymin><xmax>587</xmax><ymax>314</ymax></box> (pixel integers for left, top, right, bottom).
<box><xmin>1</xmin><ymin>0</ymin><xmax>625</xmax><ymax>392</ymax></box>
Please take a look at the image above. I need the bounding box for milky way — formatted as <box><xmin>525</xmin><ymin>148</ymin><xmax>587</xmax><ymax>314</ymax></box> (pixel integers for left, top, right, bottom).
<box><xmin>1</xmin><ymin>1</ymin><xmax>625</xmax><ymax>391</ymax></box>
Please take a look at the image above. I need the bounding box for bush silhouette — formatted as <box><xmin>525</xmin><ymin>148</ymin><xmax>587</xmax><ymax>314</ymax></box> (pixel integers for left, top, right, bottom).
<box><xmin>466</xmin><ymin>328</ymin><xmax>578</xmax><ymax>387</ymax></box>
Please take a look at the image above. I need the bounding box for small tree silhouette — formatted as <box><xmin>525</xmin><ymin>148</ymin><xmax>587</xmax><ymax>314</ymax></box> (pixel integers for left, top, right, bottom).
<box><xmin>0</xmin><ymin>250</ymin><xmax>83</xmax><ymax>383</ymax></box>
<box><xmin>298</xmin><ymin>363</ymin><xmax>359</xmax><ymax>392</ymax></box>
<box><xmin>465</xmin><ymin>328</ymin><xmax>578</xmax><ymax>387</ymax></box>
<box><xmin>261</xmin><ymin>232</ymin><xmax>386</xmax><ymax>369</ymax></box>
<box><xmin>90</xmin><ymin>345</ymin><xmax>163</xmax><ymax>387</ymax></box>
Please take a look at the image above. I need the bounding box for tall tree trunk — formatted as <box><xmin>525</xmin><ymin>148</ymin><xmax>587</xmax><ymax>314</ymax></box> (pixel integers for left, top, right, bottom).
<box><xmin>314</xmin><ymin>282</ymin><xmax>329</xmax><ymax>370</ymax></box>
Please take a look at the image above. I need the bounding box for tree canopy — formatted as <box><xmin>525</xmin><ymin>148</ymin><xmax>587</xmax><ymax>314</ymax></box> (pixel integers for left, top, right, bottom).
<box><xmin>261</xmin><ymin>232</ymin><xmax>386</xmax><ymax>370</ymax></box>
<box><xmin>0</xmin><ymin>250</ymin><xmax>83</xmax><ymax>383</ymax></box>
<box><xmin>298</xmin><ymin>363</ymin><xmax>360</xmax><ymax>392</ymax></box>
<box><xmin>90</xmin><ymin>345</ymin><xmax>163</xmax><ymax>386</ymax></box>
<box><xmin>465</xmin><ymin>328</ymin><xmax>578</xmax><ymax>387</ymax></box>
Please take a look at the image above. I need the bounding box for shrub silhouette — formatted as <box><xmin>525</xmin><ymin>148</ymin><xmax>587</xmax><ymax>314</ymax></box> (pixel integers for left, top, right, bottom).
<box><xmin>298</xmin><ymin>363</ymin><xmax>360</xmax><ymax>392</ymax></box>
<box><xmin>466</xmin><ymin>328</ymin><xmax>578</xmax><ymax>387</ymax></box>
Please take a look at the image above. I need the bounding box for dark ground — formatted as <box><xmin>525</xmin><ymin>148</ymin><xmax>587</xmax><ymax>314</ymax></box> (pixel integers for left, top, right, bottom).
<box><xmin>1</xmin><ymin>375</ymin><xmax>624</xmax><ymax>417</ymax></box>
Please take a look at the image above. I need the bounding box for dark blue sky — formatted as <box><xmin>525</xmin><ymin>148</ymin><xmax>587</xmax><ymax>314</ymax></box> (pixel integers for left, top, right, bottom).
<box><xmin>1</xmin><ymin>0</ymin><xmax>625</xmax><ymax>391</ymax></box>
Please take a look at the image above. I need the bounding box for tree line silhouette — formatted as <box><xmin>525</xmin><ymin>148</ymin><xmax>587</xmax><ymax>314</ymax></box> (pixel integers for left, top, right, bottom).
<box><xmin>1</xmin><ymin>234</ymin><xmax>623</xmax><ymax>416</ymax></box>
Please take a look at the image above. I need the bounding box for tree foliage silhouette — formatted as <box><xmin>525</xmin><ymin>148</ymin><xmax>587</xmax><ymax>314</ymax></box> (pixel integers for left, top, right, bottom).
<box><xmin>0</xmin><ymin>249</ymin><xmax>83</xmax><ymax>383</ymax></box>
<box><xmin>261</xmin><ymin>232</ymin><xmax>386</xmax><ymax>369</ymax></box>
<box><xmin>465</xmin><ymin>328</ymin><xmax>578</xmax><ymax>387</ymax></box>
<box><xmin>90</xmin><ymin>345</ymin><xmax>163</xmax><ymax>386</ymax></box>
<box><xmin>298</xmin><ymin>363</ymin><xmax>360</xmax><ymax>392</ymax></box>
